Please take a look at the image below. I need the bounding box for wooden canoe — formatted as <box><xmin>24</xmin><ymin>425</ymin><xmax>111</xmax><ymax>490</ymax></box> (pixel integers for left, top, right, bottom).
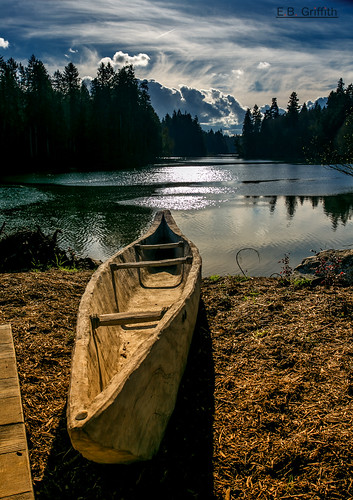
<box><xmin>67</xmin><ymin>210</ymin><xmax>202</xmax><ymax>464</ymax></box>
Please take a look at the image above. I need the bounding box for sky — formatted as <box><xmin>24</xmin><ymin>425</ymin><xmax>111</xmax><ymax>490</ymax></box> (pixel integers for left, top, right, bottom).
<box><xmin>1</xmin><ymin>0</ymin><xmax>353</xmax><ymax>134</ymax></box>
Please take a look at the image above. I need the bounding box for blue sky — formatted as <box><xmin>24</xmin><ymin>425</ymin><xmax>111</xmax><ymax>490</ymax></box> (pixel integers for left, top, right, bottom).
<box><xmin>1</xmin><ymin>0</ymin><xmax>353</xmax><ymax>134</ymax></box>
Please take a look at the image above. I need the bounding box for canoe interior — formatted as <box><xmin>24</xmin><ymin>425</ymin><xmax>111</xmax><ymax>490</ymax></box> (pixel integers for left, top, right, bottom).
<box><xmin>86</xmin><ymin>215</ymin><xmax>192</xmax><ymax>399</ymax></box>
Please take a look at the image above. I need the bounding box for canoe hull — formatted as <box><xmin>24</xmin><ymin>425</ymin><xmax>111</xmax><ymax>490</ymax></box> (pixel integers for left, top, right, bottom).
<box><xmin>67</xmin><ymin>210</ymin><xmax>202</xmax><ymax>463</ymax></box>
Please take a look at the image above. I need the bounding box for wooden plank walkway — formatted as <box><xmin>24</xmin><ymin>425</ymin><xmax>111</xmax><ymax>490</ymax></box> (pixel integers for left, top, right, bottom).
<box><xmin>0</xmin><ymin>324</ymin><xmax>34</xmax><ymax>500</ymax></box>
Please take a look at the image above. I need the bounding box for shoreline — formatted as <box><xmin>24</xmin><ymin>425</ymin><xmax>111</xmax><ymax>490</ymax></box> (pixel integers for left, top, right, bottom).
<box><xmin>1</xmin><ymin>269</ymin><xmax>353</xmax><ymax>499</ymax></box>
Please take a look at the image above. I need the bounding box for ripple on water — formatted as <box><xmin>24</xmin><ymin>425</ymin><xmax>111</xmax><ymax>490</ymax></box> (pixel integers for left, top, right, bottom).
<box><xmin>0</xmin><ymin>186</ymin><xmax>52</xmax><ymax>211</ymax></box>
<box><xmin>3</xmin><ymin>160</ymin><xmax>353</xmax><ymax>276</ymax></box>
<box><xmin>116</xmin><ymin>195</ymin><xmax>228</xmax><ymax>211</ymax></box>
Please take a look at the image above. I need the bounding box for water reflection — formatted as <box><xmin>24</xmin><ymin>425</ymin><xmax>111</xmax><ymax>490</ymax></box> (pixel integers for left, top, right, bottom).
<box><xmin>323</xmin><ymin>194</ymin><xmax>353</xmax><ymax>227</ymax></box>
<box><xmin>239</xmin><ymin>194</ymin><xmax>353</xmax><ymax>228</ymax></box>
<box><xmin>1</xmin><ymin>159</ymin><xmax>353</xmax><ymax>276</ymax></box>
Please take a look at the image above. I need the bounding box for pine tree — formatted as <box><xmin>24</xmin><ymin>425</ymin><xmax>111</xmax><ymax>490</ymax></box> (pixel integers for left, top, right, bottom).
<box><xmin>337</xmin><ymin>77</ymin><xmax>345</xmax><ymax>94</ymax></box>
<box><xmin>161</xmin><ymin>110</ymin><xmax>206</xmax><ymax>156</ymax></box>
<box><xmin>252</xmin><ymin>104</ymin><xmax>262</xmax><ymax>134</ymax></box>
<box><xmin>300</xmin><ymin>102</ymin><xmax>308</xmax><ymax>115</ymax></box>
<box><xmin>24</xmin><ymin>55</ymin><xmax>55</xmax><ymax>164</ymax></box>
<box><xmin>287</xmin><ymin>92</ymin><xmax>300</xmax><ymax>122</ymax></box>
<box><xmin>0</xmin><ymin>57</ymin><xmax>24</xmax><ymax>159</ymax></box>
<box><xmin>241</xmin><ymin>108</ymin><xmax>254</xmax><ymax>157</ymax></box>
<box><xmin>270</xmin><ymin>98</ymin><xmax>279</xmax><ymax>119</ymax></box>
<box><xmin>242</xmin><ymin>108</ymin><xmax>253</xmax><ymax>136</ymax></box>
<box><xmin>136</xmin><ymin>79</ymin><xmax>162</xmax><ymax>163</ymax></box>
<box><xmin>345</xmin><ymin>83</ymin><xmax>353</xmax><ymax>100</ymax></box>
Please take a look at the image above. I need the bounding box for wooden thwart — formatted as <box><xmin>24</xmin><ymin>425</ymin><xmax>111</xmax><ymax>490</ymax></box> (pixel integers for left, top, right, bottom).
<box><xmin>111</xmin><ymin>256</ymin><xmax>192</xmax><ymax>270</ymax></box>
<box><xmin>0</xmin><ymin>324</ymin><xmax>34</xmax><ymax>500</ymax></box>
<box><xmin>135</xmin><ymin>241</ymin><xmax>184</xmax><ymax>250</ymax></box>
<box><xmin>92</xmin><ymin>307</ymin><xmax>168</xmax><ymax>327</ymax></box>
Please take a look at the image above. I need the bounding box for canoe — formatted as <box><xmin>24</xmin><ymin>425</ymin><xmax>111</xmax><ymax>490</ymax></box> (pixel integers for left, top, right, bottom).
<box><xmin>67</xmin><ymin>210</ymin><xmax>202</xmax><ymax>464</ymax></box>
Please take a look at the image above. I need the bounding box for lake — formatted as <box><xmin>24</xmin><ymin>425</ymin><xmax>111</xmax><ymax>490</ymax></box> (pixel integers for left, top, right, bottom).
<box><xmin>1</xmin><ymin>156</ymin><xmax>353</xmax><ymax>277</ymax></box>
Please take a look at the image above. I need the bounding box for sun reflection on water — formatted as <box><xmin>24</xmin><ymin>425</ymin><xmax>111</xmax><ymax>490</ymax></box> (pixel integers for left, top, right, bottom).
<box><xmin>2</xmin><ymin>158</ymin><xmax>353</xmax><ymax>276</ymax></box>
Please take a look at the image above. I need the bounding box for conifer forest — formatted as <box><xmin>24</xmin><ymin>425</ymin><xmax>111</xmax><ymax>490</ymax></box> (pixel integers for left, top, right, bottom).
<box><xmin>238</xmin><ymin>78</ymin><xmax>353</xmax><ymax>167</ymax></box>
<box><xmin>0</xmin><ymin>56</ymin><xmax>232</xmax><ymax>174</ymax></box>
<box><xmin>1</xmin><ymin>54</ymin><xmax>352</xmax><ymax>173</ymax></box>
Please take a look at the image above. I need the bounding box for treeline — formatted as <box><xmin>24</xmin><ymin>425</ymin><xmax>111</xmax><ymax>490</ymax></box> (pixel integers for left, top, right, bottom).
<box><xmin>0</xmin><ymin>55</ymin><xmax>161</xmax><ymax>171</ymax></box>
<box><xmin>238</xmin><ymin>78</ymin><xmax>353</xmax><ymax>163</ymax></box>
<box><xmin>161</xmin><ymin>110</ymin><xmax>235</xmax><ymax>156</ymax></box>
<box><xmin>0</xmin><ymin>56</ymin><xmax>234</xmax><ymax>174</ymax></box>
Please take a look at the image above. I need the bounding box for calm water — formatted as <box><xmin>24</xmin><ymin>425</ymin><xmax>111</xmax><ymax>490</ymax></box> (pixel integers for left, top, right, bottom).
<box><xmin>1</xmin><ymin>157</ymin><xmax>353</xmax><ymax>276</ymax></box>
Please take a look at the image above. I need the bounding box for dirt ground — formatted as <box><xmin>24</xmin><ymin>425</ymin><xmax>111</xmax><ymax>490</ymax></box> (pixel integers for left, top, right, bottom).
<box><xmin>1</xmin><ymin>270</ymin><xmax>353</xmax><ymax>499</ymax></box>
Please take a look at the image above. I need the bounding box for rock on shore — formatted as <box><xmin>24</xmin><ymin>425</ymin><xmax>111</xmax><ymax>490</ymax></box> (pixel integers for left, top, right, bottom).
<box><xmin>293</xmin><ymin>248</ymin><xmax>353</xmax><ymax>284</ymax></box>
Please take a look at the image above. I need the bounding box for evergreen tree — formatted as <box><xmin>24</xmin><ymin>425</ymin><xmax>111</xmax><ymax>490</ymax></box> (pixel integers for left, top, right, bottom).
<box><xmin>114</xmin><ymin>65</ymin><xmax>140</xmax><ymax>163</ymax></box>
<box><xmin>242</xmin><ymin>108</ymin><xmax>253</xmax><ymax>135</ymax></box>
<box><xmin>300</xmin><ymin>102</ymin><xmax>308</xmax><ymax>115</ymax></box>
<box><xmin>270</xmin><ymin>98</ymin><xmax>279</xmax><ymax>119</ymax></box>
<box><xmin>136</xmin><ymin>79</ymin><xmax>162</xmax><ymax>163</ymax></box>
<box><xmin>161</xmin><ymin>110</ymin><xmax>206</xmax><ymax>156</ymax></box>
<box><xmin>337</xmin><ymin>77</ymin><xmax>345</xmax><ymax>94</ymax></box>
<box><xmin>345</xmin><ymin>83</ymin><xmax>353</xmax><ymax>100</ymax></box>
<box><xmin>52</xmin><ymin>70</ymin><xmax>65</xmax><ymax>94</ymax></box>
<box><xmin>62</xmin><ymin>63</ymin><xmax>83</xmax><ymax>157</ymax></box>
<box><xmin>23</xmin><ymin>55</ymin><xmax>55</xmax><ymax>164</ymax></box>
<box><xmin>286</xmin><ymin>92</ymin><xmax>300</xmax><ymax>122</ymax></box>
<box><xmin>203</xmin><ymin>129</ymin><xmax>229</xmax><ymax>154</ymax></box>
<box><xmin>240</xmin><ymin>108</ymin><xmax>254</xmax><ymax>157</ymax></box>
<box><xmin>0</xmin><ymin>57</ymin><xmax>24</xmax><ymax>157</ymax></box>
<box><xmin>323</xmin><ymin>78</ymin><xmax>352</xmax><ymax>144</ymax></box>
<box><xmin>63</xmin><ymin>62</ymin><xmax>81</xmax><ymax>95</ymax></box>
<box><xmin>257</xmin><ymin>109</ymin><xmax>271</xmax><ymax>156</ymax></box>
<box><xmin>90</xmin><ymin>62</ymin><xmax>117</xmax><ymax>163</ymax></box>
<box><xmin>252</xmin><ymin>104</ymin><xmax>262</xmax><ymax>134</ymax></box>
<box><xmin>260</xmin><ymin>109</ymin><xmax>271</xmax><ymax>130</ymax></box>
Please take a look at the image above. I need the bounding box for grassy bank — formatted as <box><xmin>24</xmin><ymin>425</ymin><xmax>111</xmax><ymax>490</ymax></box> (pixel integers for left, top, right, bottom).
<box><xmin>1</xmin><ymin>270</ymin><xmax>353</xmax><ymax>499</ymax></box>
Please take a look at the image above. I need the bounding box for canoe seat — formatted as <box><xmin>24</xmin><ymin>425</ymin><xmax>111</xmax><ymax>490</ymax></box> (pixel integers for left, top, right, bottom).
<box><xmin>135</xmin><ymin>241</ymin><xmax>184</xmax><ymax>250</ymax></box>
<box><xmin>91</xmin><ymin>307</ymin><xmax>168</xmax><ymax>328</ymax></box>
<box><xmin>111</xmin><ymin>256</ymin><xmax>192</xmax><ymax>270</ymax></box>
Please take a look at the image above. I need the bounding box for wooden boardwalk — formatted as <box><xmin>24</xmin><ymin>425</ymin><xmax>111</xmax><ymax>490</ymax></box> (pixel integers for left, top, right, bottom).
<box><xmin>0</xmin><ymin>324</ymin><xmax>34</xmax><ymax>500</ymax></box>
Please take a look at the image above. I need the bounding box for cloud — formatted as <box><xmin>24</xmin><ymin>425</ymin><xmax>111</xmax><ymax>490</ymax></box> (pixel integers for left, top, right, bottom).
<box><xmin>146</xmin><ymin>79</ymin><xmax>330</xmax><ymax>135</ymax></box>
<box><xmin>2</xmin><ymin>0</ymin><xmax>353</xmax><ymax>111</ymax></box>
<box><xmin>306</xmin><ymin>96</ymin><xmax>328</xmax><ymax>109</ymax></box>
<box><xmin>146</xmin><ymin>80</ymin><xmax>247</xmax><ymax>134</ymax></box>
<box><xmin>260</xmin><ymin>104</ymin><xmax>286</xmax><ymax>115</ymax></box>
<box><xmin>249</xmin><ymin>80</ymin><xmax>266</xmax><ymax>93</ymax></box>
<box><xmin>65</xmin><ymin>47</ymin><xmax>79</xmax><ymax>58</ymax></box>
<box><xmin>99</xmin><ymin>51</ymin><xmax>150</xmax><ymax>69</ymax></box>
<box><xmin>257</xmin><ymin>61</ymin><xmax>271</xmax><ymax>69</ymax></box>
<box><xmin>232</xmin><ymin>69</ymin><xmax>244</xmax><ymax>79</ymax></box>
<box><xmin>0</xmin><ymin>37</ymin><xmax>9</xmax><ymax>49</ymax></box>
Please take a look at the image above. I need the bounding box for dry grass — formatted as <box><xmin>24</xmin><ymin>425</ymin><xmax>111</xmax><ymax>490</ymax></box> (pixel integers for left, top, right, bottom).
<box><xmin>204</xmin><ymin>276</ymin><xmax>353</xmax><ymax>499</ymax></box>
<box><xmin>1</xmin><ymin>270</ymin><xmax>353</xmax><ymax>499</ymax></box>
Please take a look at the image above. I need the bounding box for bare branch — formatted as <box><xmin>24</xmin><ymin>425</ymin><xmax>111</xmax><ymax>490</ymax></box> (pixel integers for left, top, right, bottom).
<box><xmin>236</xmin><ymin>247</ymin><xmax>260</xmax><ymax>278</ymax></box>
